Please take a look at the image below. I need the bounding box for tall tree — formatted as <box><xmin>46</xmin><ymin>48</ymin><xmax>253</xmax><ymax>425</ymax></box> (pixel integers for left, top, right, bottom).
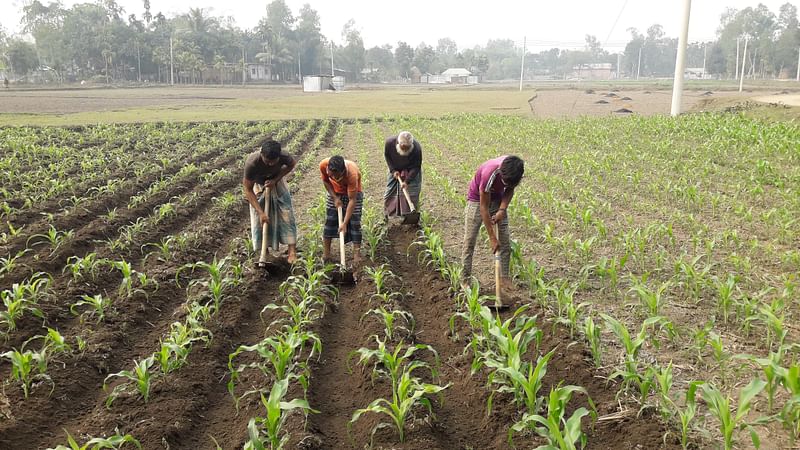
<box><xmin>394</xmin><ymin>41</ymin><xmax>414</xmax><ymax>79</ymax></box>
<box><xmin>6</xmin><ymin>39</ymin><xmax>40</xmax><ymax>76</ymax></box>
<box><xmin>296</xmin><ymin>4</ymin><xmax>322</xmax><ymax>76</ymax></box>
<box><xmin>339</xmin><ymin>19</ymin><xmax>365</xmax><ymax>81</ymax></box>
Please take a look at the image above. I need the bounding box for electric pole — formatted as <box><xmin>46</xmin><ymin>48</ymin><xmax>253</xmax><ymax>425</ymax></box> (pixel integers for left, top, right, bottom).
<box><xmin>636</xmin><ymin>47</ymin><xmax>642</xmax><ymax>80</ymax></box>
<box><xmin>519</xmin><ymin>36</ymin><xmax>525</xmax><ymax>91</ymax></box>
<box><xmin>735</xmin><ymin>38</ymin><xmax>739</xmax><ymax>80</ymax></box>
<box><xmin>617</xmin><ymin>53</ymin><xmax>621</xmax><ymax>79</ymax></box>
<box><xmin>670</xmin><ymin>0</ymin><xmax>691</xmax><ymax>116</ymax></box>
<box><xmin>739</xmin><ymin>37</ymin><xmax>748</xmax><ymax>93</ymax></box>
<box><xmin>137</xmin><ymin>42</ymin><xmax>142</xmax><ymax>83</ymax></box>
<box><xmin>701</xmin><ymin>43</ymin><xmax>706</xmax><ymax>79</ymax></box>
<box><xmin>330</xmin><ymin>41</ymin><xmax>334</xmax><ymax>77</ymax></box>
<box><xmin>796</xmin><ymin>46</ymin><xmax>799</xmax><ymax>81</ymax></box>
<box><xmin>169</xmin><ymin>36</ymin><xmax>174</xmax><ymax>86</ymax></box>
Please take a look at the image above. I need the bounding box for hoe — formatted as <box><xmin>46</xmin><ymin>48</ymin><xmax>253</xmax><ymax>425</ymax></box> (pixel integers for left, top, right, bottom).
<box><xmin>490</xmin><ymin>223</ymin><xmax>510</xmax><ymax>312</ymax></box>
<box><xmin>257</xmin><ymin>187</ymin><xmax>289</xmax><ymax>276</ymax></box>
<box><xmin>331</xmin><ymin>206</ymin><xmax>357</xmax><ymax>284</ymax></box>
<box><xmin>395</xmin><ymin>173</ymin><xmax>420</xmax><ymax>225</ymax></box>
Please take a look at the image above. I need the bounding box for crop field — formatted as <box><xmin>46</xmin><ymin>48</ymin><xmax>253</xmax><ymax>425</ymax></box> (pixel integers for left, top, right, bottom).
<box><xmin>0</xmin><ymin>111</ymin><xmax>798</xmax><ymax>449</ymax></box>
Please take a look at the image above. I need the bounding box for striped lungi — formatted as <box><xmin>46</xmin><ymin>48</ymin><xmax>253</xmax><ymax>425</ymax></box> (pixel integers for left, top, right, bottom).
<box><xmin>323</xmin><ymin>192</ymin><xmax>363</xmax><ymax>244</ymax></box>
<box><xmin>383</xmin><ymin>170</ymin><xmax>422</xmax><ymax>217</ymax></box>
<box><xmin>249</xmin><ymin>179</ymin><xmax>297</xmax><ymax>252</ymax></box>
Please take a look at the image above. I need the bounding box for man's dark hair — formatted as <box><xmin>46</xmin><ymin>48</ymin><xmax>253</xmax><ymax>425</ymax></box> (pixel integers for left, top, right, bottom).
<box><xmin>328</xmin><ymin>155</ymin><xmax>345</xmax><ymax>173</ymax></box>
<box><xmin>260</xmin><ymin>140</ymin><xmax>282</xmax><ymax>160</ymax></box>
<box><xmin>500</xmin><ymin>155</ymin><xmax>524</xmax><ymax>187</ymax></box>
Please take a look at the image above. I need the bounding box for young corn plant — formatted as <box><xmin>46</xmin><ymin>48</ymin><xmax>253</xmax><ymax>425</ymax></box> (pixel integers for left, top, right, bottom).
<box><xmin>179</xmin><ymin>256</ymin><xmax>236</xmax><ymax>314</ymax></box>
<box><xmin>714</xmin><ymin>274</ymin><xmax>738</xmax><ymax>325</ymax></box>
<box><xmin>629</xmin><ymin>279</ymin><xmax>671</xmax><ymax>318</ymax></box>
<box><xmin>700</xmin><ymin>379</ymin><xmax>766</xmax><ymax>450</ymax></box>
<box><xmin>350</xmin><ymin>364</ymin><xmax>450</xmax><ymax>443</ymax></box>
<box><xmin>49</xmin><ymin>429</ymin><xmax>142</xmax><ymax>450</ymax></box>
<box><xmin>508</xmin><ymin>384</ymin><xmax>595</xmax><ymax>450</ymax></box>
<box><xmin>601</xmin><ymin>313</ymin><xmax>665</xmax><ymax>396</ymax></box>
<box><xmin>361</xmin><ymin>306</ymin><xmax>415</xmax><ymax>342</ymax></box>
<box><xmin>778</xmin><ymin>363</ymin><xmax>800</xmax><ymax>444</ymax></box>
<box><xmin>70</xmin><ymin>294</ymin><xmax>112</xmax><ymax>323</ymax></box>
<box><xmin>63</xmin><ymin>253</ymin><xmax>108</xmax><ymax>284</ymax></box>
<box><xmin>351</xmin><ymin>335</ymin><xmax>439</xmax><ymax>387</ymax></box>
<box><xmin>228</xmin><ymin>328</ymin><xmax>322</xmax><ymax>408</ymax></box>
<box><xmin>112</xmin><ymin>260</ymin><xmax>145</xmax><ymax>299</ymax></box>
<box><xmin>244</xmin><ymin>377</ymin><xmax>319</xmax><ymax>450</ymax></box>
<box><xmin>0</xmin><ymin>249</ymin><xmax>29</xmax><ymax>278</ymax></box>
<box><xmin>1</xmin><ymin>340</ymin><xmax>51</xmax><ymax>399</ymax></box>
<box><xmin>142</xmin><ymin>236</ymin><xmax>176</xmax><ymax>263</ymax></box>
<box><xmin>363</xmin><ymin>264</ymin><xmax>397</xmax><ymax>295</ymax></box>
<box><xmin>104</xmin><ymin>356</ymin><xmax>156</xmax><ymax>407</ymax></box>
<box><xmin>581</xmin><ymin>316</ymin><xmax>602</xmax><ymax>368</ymax></box>
<box><xmin>494</xmin><ymin>348</ymin><xmax>557</xmax><ymax>416</ymax></box>
<box><xmin>1</xmin><ymin>276</ymin><xmax>48</xmax><ymax>337</ymax></box>
<box><xmin>26</xmin><ymin>225</ymin><xmax>74</xmax><ymax>255</ymax></box>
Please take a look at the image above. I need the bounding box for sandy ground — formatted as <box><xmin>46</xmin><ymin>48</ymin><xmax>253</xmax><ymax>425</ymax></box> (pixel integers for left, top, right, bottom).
<box><xmin>527</xmin><ymin>89</ymin><xmax>752</xmax><ymax>117</ymax></box>
<box><xmin>0</xmin><ymin>84</ymin><xmax>797</xmax><ymax>119</ymax></box>
<box><xmin>753</xmin><ymin>93</ymin><xmax>800</xmax><ymax>107</ymax></box>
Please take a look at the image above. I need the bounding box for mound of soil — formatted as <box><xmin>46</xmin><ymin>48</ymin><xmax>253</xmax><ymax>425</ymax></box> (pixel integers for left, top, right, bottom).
<box><xmin>298</xmin><ymin>225</ymin><xmax>680</xmax><ymax>449</ymax></box>
<box><xmin>701</xmin><ymin>91</ymin><xmax>714</xmax><ymax>96</ymax></box>
<box><xmin>614</xmin><ymin>108</ymin><xmax>634</xmax><ymax>114</ymax></box>
<box><xmin>621</xmin><ymin>96</ymin><xmax>633</xmax><ymax>101</ymax></box>
<box><xmin>594</xmin><ymin>100</ymin><xmax>609</xmax><ymax>104</ymax></box>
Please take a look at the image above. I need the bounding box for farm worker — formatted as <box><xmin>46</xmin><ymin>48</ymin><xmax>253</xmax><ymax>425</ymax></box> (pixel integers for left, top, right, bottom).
<box><xmin>243</xmin><ymin>139</ymin><xmax>298</xmax><ymax>264</ymax></box>
<box><xmin>320</xmin><ymin>155</ymin><xmax>363</xmax><ymax>266</ymax></box>
<box><xmin>383</xmin><ymin>131</ymin><xmax>422</xmax><ymax>221</ymax></box>
<box><xmin>461</xmin><ymin>155</ymin><xmax>525</xmax><ymax>293</ymax></box>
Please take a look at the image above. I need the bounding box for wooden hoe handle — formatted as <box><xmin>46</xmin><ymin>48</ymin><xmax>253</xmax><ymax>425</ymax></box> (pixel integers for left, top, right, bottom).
<box><xmin>259</xmin><ymin>187</ymin><xmax>271</xmax><ymax>265</ymax></box>
<box><xmin>337</xmin><ymin>206</ymin><xmax>347</xmax><ymax>267</ymax></box>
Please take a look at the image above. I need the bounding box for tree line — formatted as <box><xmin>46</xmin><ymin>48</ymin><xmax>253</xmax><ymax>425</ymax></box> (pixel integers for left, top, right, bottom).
<box><xmin>0</xmin><ymin>0</ymin><xmax>798</xmax><ymax>84</ymax></box>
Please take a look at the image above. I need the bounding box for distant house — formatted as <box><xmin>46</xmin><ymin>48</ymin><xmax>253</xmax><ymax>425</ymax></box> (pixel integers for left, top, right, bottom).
<box><xmin>246</xmin><ymin>63</ymin><xmax>270</xmax><ymax>81</ymax></box>
<box><xmin>441</xmin><ymin>68</ymin><xmax>472</xmax><ymax>84</ymax></box>
<box><xmin>685</xmin><ymin>68</ymin><xmax>709</xmax><ymax>79</ymax></box>
<box><xmin>571</xmin><ymin>63</ymin><xmax>613</xmax><ymax>80</ymax></box>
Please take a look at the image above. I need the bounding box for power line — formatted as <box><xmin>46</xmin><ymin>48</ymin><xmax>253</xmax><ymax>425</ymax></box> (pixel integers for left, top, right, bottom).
<box><xmin>603</xmin><ymin>0</ymin><xmax>630</xmax><ymax>47</ymax></box>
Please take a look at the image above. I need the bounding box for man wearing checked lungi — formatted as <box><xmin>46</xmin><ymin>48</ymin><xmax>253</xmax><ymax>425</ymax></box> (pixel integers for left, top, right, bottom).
<box><xmin>383</xmin><ymin>131</ymin><xmax>422</xmax><ymax>223</ymax></box>
<box><xmin>243</xmin><ymin>139</ymin><xmax>298</xmax><ymax>264</ymax></box>
<box><xmin>320</xmin><ymin>155</ymin><xmax>363</xmax><ymax>266</ymax></box>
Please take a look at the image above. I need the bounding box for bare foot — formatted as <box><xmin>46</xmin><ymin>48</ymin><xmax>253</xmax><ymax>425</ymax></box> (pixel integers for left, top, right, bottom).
<box><xmin>287</xmin><ymin>253</ymin><xmax>297</xmax><ymax>265</ymax></box>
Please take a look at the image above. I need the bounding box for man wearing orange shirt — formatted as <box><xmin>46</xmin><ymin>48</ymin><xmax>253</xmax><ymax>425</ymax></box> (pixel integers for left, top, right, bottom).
<box><xmin>320</xmin><ymin>155</ymin><xmax>363</xmax><ymax>266</ymax></box>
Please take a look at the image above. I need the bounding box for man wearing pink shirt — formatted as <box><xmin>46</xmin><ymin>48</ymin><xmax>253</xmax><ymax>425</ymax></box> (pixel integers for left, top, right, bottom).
<box><xmin>461</xmin><ymin>155</ymin><xmax>524</xmax><ymax>293</ymax></box>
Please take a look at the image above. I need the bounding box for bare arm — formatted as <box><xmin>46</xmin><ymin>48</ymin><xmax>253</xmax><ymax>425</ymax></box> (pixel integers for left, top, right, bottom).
<box><xmin>479</xmin><ymin>190</ymin><xmax>496</xmax><ymax>244</ymax></box>
<box><xmin>243</xmin><ymin>178</ymin><xmax>268</xmax><ymax>223</ymax></box>
<box><xmin>343</xmin><ymin>189</ymin><xmax>357</xmax><ymax>225</ymax></box>
<box><xmin>266</xmin><ymin>157</ymin><xmax>297</xmax><ymax>187</ymax></box>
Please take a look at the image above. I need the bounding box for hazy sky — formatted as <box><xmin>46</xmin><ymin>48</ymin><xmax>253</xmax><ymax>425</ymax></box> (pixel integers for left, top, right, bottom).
<box><xmin>0</xmin><ymin>0</ymin><xmax>792</xmax><ymax>50</ymax></box>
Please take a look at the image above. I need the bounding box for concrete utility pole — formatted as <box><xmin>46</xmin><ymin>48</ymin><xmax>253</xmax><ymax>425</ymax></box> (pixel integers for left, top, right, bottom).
<box><xmin>137</xmin><ymin>42</ymin><xmax>142</xmax><ymax>83</ymax></box>
<box><xmin>169</xmin><ymin>36</ymin><xmax>174</xmax><ymax>85</ymax></box>
<box><xmin>617</xmin><ymin>53</ymin><xmax>622</xmax><ymax>79</ymax></box>
<box><xmin>670</xmin><ymin>0</ymin><xmax>691</xmax><ymax>116</ymax></box>
<box><xmin>701</xmin><ymin>43</ymin><xmax>706</xmax><ymax>79</ymax></box>
<box><xmin>735</xmin><ymin>38</ymin><xmax>739</xmax><ymax>80</ymax></box>
<box><xmin>330</xmin><ymin>42</ymin><xmax>334</xmax><ymax>77</ymax></box>
<box><xmin>636</xmin><ymin>47</ymin><xmax>642</xmax><ymax>80</ymax></box>
<box><xmin>242</xmin><ymin>45</ymin><xmax>246</xmax><ymax>86</ymax></box>
<box><xmin>796</xmin><ymin>47</ymin><xmax>799</xmax><ymax>81</ymax></box>
<box><xmin>739</xmin><ymin>37</ymin><xmax>748</xmax><ymax>93</ymax></box>
<box><xmin>519</xmin><ymin>36</ymin><xmax>525</xmax><ymax>91</ymax></box>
